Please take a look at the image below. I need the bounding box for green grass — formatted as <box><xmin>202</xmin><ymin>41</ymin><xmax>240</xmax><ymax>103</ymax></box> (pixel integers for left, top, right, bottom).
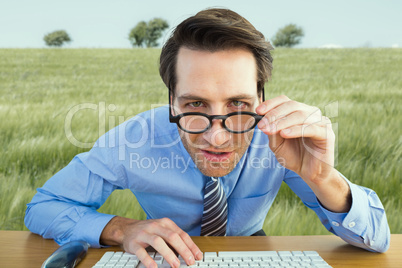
<box><xmin>0</xmin><ymin>48</ymin><xmax>401</xmax><ymax>235</ymax></box>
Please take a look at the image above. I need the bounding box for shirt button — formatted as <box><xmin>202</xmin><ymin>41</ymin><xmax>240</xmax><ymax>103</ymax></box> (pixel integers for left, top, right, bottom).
<box><xmin>370</xmin><ymin>240</ymin><xmax>375</xmax><ymax>246</ymax></box>
<box><xmin>331</xmin><ymin>221</ymin><xmax>340</xmax><ymax>227</ymax></box>
<box><xmin>348</xmin><ymin>222</ymin><xmax>356</xmax><ymax>228</ymax></box>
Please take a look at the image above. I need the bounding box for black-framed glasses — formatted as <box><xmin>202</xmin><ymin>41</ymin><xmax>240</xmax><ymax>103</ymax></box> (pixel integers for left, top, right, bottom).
<box><xmin>170</xmin><ymin>111</ymin><xmax>264</xmax><ymax>134</ymax></box>
<box><xmin>168</xmin><ymin>89</ymin><xmax>264</xmax><ymax>134</ymax></box>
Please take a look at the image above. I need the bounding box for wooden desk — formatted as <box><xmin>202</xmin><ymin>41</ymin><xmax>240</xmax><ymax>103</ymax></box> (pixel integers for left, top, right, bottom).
<box><xmin>0</xmin><ymin>231</ymin><xmax>400</xmax><ymax>267</ymax></box>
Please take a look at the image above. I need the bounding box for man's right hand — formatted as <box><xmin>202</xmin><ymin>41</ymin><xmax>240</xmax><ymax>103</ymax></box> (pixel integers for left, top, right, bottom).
<box><xmin>100</xmin><ymin>216</ymin><xmax>203</xmax><ymax>268</ymax></box>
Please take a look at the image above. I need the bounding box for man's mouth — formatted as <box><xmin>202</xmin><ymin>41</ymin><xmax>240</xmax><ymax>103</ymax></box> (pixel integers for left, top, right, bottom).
<box><xmin>201</xmin><ymin>150</ymin><xmax>232</xmax><ymax>162</ymax></box>
<box><xmin>209</xmin><ymin>151</ymin><xmax>226</xmax><ymax>155</ymax></box>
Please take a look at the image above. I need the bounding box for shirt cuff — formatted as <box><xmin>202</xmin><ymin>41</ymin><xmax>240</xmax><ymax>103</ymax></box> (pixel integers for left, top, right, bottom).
<box><xmin>72</xmin><ymin>211</ymin><xmax>116</xmax><ymax>248</ymax></box>
<box><xmin>318</xmin><ymin>178</ymin><xmax>368</xmax><ymax>236</ymax></box>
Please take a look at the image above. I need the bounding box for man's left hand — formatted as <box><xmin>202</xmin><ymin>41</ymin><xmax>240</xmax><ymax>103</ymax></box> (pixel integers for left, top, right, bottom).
<box><xmin>256</xmin><ymin>95</ymin><xmax>351</xmax><ymax>212</ymax></box>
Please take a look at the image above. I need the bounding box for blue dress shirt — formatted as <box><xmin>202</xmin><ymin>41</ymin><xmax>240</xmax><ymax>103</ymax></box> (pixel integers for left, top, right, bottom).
<box><xmin>25</xmin><ymin>106</ymin><xmax>390</xmax><ymax>252</ymax></box>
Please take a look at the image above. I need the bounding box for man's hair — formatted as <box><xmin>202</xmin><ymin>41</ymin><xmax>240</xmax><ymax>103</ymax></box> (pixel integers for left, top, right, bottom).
<box><xmin>159</xmin><ymin>8</ymin><xmax>274</xmax><ymax>98</ymax></box>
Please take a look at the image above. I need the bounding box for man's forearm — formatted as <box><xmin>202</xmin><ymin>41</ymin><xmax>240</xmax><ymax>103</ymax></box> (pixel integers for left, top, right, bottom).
<box><xmin>306</xmin><ymin>168</ymin><xmax>352</xmax><ymax>213</ymax></box>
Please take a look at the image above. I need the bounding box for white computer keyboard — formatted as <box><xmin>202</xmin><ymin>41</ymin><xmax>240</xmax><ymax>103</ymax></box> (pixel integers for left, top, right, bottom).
<box><xmin>92</xmin><ymin>250</ymin><xmax>332</xmax><ymax>267</ymax></box>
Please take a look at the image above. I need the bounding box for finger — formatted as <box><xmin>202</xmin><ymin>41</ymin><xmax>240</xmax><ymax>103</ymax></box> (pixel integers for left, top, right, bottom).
<box><xmin>268</xmin><ymin>110</ymin><xmax>326</xmax><ymax>135</ymax></box>
<box><xmin>280</xmin><ymin>124</ymin><xmax>335</xmax><ymax>166</ymax></box>
<box><xmin>145</xmin><ymin>234</ymin><xmax>180</xmax><ymax>268</ymax></box>
<box><xmin>137</xmin><ymin>219</ymin><xmax>182</xmax><ymax>267</ymax></box>
<box><xmin>177</xmin><ymin>230</ymin><xmax>203</xmax><ymax>261</ymax></box>
<box><xmin>157</xmin><ymin>218</ymin><xmax>202</xmax><ymax>264</ymax></box>
<box><xmin>158</xmin><ymin>230</ymin><xmax>196</xmax><ymax>266</ymax></box>
<box><xmin>256</xmin><ymin>95</ymin><xmax>291</xmax><ymax>115</ymax></box>
<box><xmin>268</xmin><ymin>133</ymin><xmax>285</xmax><ymax>152</ymax></box>
<box><xmin>258</xmin><ymin>120</ymin><xmax>285</xmax><ymax>151</ymax></box>
<box><xmin>134</xmin><ymin>247</ymin><xmax>159</xmax><ymax>268</ymax></box>
<box><xmin>262</xmin><ymin>100</ymin><xmax>302</xmax><ymax>122</ymax></box>
<box><xmin>266</xmin><ymin>101</ymin><xmax>320</xmax><ymax>125</ymax></box>
<box><xmin>279</xmin><ymin>123</ymin><xmax>334</xmax><ymax>142</ymax></box>
<box><xmin>160</xmin><ymin>219</ymin><xmax>202</xmax><ymax>260</ymax></box>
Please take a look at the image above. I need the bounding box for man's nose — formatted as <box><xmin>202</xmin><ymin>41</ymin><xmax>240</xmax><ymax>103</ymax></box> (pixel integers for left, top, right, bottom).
<box><xmin>202</xmin><ymin>119</ymin><xmax>231</xmax><ymax>147</ymax></box>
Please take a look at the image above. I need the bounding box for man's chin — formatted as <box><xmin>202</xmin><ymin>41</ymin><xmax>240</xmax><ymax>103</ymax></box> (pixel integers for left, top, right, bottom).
<box><xmin>195</xmin><ymin>161</ymin><xmax>236</xmax><ymax>177</ymax></box>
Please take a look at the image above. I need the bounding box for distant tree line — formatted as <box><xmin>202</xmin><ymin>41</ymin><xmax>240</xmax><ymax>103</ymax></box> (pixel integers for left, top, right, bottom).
<box><xmin>43</xmin><ymin>18</ymin><xmax>169</xmax><ymax>48</ymax></box>
<box><xmin>44</xmin><ymin>20</ymin><xmax>304</xmax><ymax>48</ymax></box>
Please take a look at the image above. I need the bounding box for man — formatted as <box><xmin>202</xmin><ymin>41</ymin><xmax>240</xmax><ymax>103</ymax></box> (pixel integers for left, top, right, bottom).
<box><xmin>25</xmin><ymin>8</ymin><xmax>390</xmax><ymax>268</ymax></box>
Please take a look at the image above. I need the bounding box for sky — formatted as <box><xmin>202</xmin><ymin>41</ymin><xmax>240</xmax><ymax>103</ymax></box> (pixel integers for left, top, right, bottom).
<box><xmin>0</xmin><ymin>0</ymin><xmax>401</xmax><ymax>48</ymax></box>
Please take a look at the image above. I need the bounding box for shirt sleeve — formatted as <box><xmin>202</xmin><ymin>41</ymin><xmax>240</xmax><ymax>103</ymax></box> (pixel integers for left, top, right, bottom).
<box><xmin>24</xmin><ymin>143</ymin><xmax>124</xmax><ymax>248</ymax></box>
<box><xmin>284</xmin><ymin>169</ymin><xmax>390</xmax><ymax>253</ymax></box>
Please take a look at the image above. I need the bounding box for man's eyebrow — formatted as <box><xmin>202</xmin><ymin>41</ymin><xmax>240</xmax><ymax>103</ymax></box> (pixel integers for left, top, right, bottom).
<box><xmin>177</xmin><ymin>94</ymin><xmax>256</xmax><ymax>101</ymax></box>
<box><xmin>177</xmin><ymin>95</ymin><xmax>209</xmax><ymax>102</ymax></box>
<box><xmin>226</xmin><ymin>94</ymin><xmax>256</xmax><ymax>101</ymax></box>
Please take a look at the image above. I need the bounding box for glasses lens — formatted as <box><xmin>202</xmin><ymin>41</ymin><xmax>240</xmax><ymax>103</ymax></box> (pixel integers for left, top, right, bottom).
<box><xmin>179</xmin><ymin>115</ymin><xmax>209</xmax><ymax>132</ymax></box>
<box><xmin>226</xmin><ymin>114</ymin><xmax>256</xmax><ymax>132</ymax></box>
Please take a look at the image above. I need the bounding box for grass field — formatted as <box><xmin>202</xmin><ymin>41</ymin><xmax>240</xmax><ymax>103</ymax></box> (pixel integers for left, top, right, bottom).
<box><xmin>0</xmin><ymin>48</ymin><xmax>401</xmax><ymax>235</ymax></box>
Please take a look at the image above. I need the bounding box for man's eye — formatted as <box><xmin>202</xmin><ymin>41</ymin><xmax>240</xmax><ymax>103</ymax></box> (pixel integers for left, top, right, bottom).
<box><xmin>189</xmin><ymin>101</ymin><xmax>203</xmax><ymax>107</ymax></box>
<box><xmin>232</xmin><ymin>100</ymin><xmax>244</xmax><ymax>107</ymax></box>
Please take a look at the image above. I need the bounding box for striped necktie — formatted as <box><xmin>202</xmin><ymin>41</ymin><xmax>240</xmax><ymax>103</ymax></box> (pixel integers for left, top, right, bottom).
<box><xmin>200</xmin><ymin>177</ymin><xmax>228</xmax><ymax>236</ymax></box>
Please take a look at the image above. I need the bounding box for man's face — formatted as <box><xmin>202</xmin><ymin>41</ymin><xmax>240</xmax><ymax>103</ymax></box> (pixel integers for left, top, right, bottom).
<box><xmin>172</xmin><ymin>47</ymin><xmax>261</xmax><ymax>177</ymax></box>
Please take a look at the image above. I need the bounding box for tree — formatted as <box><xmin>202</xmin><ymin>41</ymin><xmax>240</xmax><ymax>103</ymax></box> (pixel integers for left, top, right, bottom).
<box><xmin>145</xmin><ymin>18</ymin><xmax>169</xmax><ymax>47</ymax></box>
<box><xmin>272</xmin><ymin>24</ymin><xmax>304</xmax><ymax>48</ymax></box>
<box><xmin>44</xmin><ymin>30</ymin><xmax>72</xmax><ymax>47</ymax></box>
<box><xmin>129</xmin><ymin>18</ymin><xmax>169</xmax><ymax>48</ymax></box>
<box><xmin>129</xmin><ymin>21</ymin><xmax>147</xmax><ymax>47</ymax></box>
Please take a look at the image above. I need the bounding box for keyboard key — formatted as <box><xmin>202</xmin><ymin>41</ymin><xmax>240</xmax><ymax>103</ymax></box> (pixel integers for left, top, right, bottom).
<box><xmin>126</xmin><ymin>260</ymin><xmax>139</xmax><ymax>266</ymax></box>
<box><xmin>278</xmin><ymin>250</ymin><xmax>292</xmax><ymax>257</ymax></box>
<box><xmin>154</xmin><ymin>256</ymin><xmax>163</xmax><ymax>264</ymax></box>
<box><xmin>304</xmin><ymin>251</ymin><xmax>319</xmax><ymax>256</ymax></box>
<box><xmin>205</xmin><ymin>252</ymin><xmax>218</xmax><ymax>258</ymax></box>
<box><xmin>291</xmin><ymin>250</ymin><xmax>304</xmax><ymax>256</ymax></box>
<box><xmin>98</xmin><ymin>251</ymin><xmax>114</xmax><ymax>262</ymax></box>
